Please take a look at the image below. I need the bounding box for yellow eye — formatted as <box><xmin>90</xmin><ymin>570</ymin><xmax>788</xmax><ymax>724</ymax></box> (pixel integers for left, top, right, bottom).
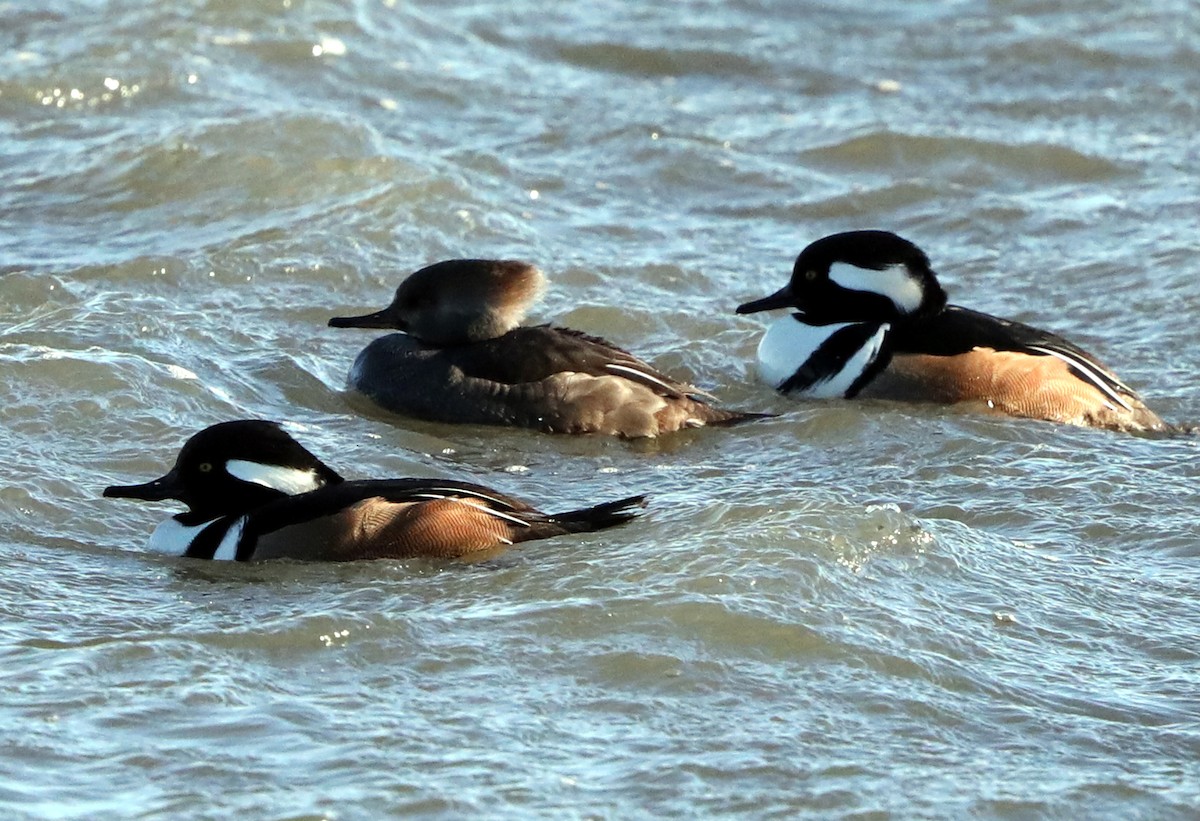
<box><xmin>198</xmin><ymin>462</ymin><xmax>213</xmax><ymax>473</ymax></box>
<box><xmin>805</xmin><ymin>270</ymin><xmax>817</xmax><ymax>281</ymax></box>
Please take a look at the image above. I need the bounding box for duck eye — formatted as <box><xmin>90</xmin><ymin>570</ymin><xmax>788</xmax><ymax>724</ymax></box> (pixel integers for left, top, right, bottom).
<box><xmin>805</xmin><ymin>270</ymin><xmax>818</xmax><ymax>281</ymax></box>
<box><xmin>198</xmin><ymin>462</ymin><xmax>213</xmax><ymax>473</ymax></box>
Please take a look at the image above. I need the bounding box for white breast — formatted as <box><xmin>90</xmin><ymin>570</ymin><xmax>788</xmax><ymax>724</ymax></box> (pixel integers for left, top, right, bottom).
<box><xmin>148</xmin><ymin>516</ymin><xmax>218</xmax><ymax>556</ymax></box>
<box><xmin>756</xmin><ymin>316</ymin><xmax>890</xmax><ymax>398</ymax></box>
<box><xmin>147</xmin><ymin>515</ymin><xmax>247</xmax><ymax>560</ymax></box>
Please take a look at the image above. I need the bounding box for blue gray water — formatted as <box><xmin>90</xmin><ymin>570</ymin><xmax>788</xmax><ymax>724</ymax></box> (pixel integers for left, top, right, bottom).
<box><xmin>2</xmin><ymin>1</ymin><xmax>1199</xmax><ymax>817</ymax></box>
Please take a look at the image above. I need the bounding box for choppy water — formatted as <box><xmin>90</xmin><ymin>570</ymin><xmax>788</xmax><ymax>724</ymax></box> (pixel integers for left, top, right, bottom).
<box><xmin>3</xmin><ymin>1</ymin><xmax>1200</xmax><ymax>817</ymax></box>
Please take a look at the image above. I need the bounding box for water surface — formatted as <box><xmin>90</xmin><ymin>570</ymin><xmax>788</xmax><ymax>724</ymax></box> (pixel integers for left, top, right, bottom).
<box><xmin>2</xmin><ymin>1</ymin><xmax>1199</xmax><ymax>817</ymax></box>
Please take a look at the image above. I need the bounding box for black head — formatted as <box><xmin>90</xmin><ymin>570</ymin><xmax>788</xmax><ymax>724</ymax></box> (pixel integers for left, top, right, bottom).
<box><xmin>328</xmin><ymin>259</ymin><xmax>545</xmax><ymax>345</ymax></box>
<box><xmin>103</xmin><ymin>420</ymin><xmax>344</xmax><ymax>519</ymax></box>
<box><xmin>737</xmin><ymin>231</ymin><xmax>947</xmax><ymax>324</ymax></box>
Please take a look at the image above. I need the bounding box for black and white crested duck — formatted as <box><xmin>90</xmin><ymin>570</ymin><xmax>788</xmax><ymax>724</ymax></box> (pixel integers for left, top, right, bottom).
<box><xmin>736</xmin><ymin>230</ymin><xmax>1168</xmax><ymax>433</ymax></box>
<box><xmin>103</xmin><ymin>420</ymin><xmax>646</xmax><ymax>561</ymax></box>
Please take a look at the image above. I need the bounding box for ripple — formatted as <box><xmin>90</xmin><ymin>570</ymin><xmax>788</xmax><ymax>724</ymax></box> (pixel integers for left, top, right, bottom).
<box><xmin>2</xmin><ymin>0</ymin><xmax>1200</xmax><ymax>818</ymax></box>
<box><xmin>801</xmin><ymin>129</ymin><xmax>1125</xmax><ymax>182</ymax></box>
<box><xmin>554</xmin><ymin>41</ymin><xmax>767</xmax><ymax>78</ymax></box>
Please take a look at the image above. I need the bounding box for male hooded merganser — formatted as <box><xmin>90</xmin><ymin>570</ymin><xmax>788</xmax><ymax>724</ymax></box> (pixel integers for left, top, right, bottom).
<box><xmin>328</xmin><ymin>259</ymin><xmax>765</xmax><ymax>437</ymax></box>
<box><xmin>103</xmin><ymin>420</ymin><xmax>646</xmax><ymax>561</ymax></box>
<box><xmin>736</xmin><ymin>230</ymin><xmax>1168</xmax><ymax>432</ymax></box>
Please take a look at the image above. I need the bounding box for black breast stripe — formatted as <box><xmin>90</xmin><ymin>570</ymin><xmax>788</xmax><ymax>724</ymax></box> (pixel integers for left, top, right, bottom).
<box><xmin>183</xmin><ymin>518</ymin><xmax>238</xmax><ymax>560</ymax></box>
<box><xmin>847</xmin><ymin>337</ymin><xmax>893</xmax><ymax>398</ymax></box>
<box><xmin>780</xmin><ymin>322</ymin><xmax>889</xmax><ymax>397</ymax></box>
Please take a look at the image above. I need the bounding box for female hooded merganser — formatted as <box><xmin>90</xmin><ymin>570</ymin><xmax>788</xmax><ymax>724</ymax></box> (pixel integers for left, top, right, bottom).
<box><xmin>736</xmin><ymin>230</ymin><xmax>1168</xmax><ymax>432</ymax></box>
<box><xmin>329</xmin><ymin>259</ymin><xmax>765</xmax><ymax>437</ymax></box>
<box><xmin>103</xmin><ymin>420</ymin><xmax>646</xmax><ymax>561</ymax></box>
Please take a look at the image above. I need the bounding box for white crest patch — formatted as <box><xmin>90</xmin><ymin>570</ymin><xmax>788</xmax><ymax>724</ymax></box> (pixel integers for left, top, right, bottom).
<box><xmin>828</xmin><ymin>262</ymin><xmax>925</xmax><ymax>315</ymax></box>
<box><xmin>211</xmin><ymin>517</ymin><xmax>247</xmax><ymax>561</ymax></box>
<box><xmin>148</xmin><ymin>516</ymin><xmax>218</xmax><ymax>555</ymax></box>
<box><xmin>757</xmin><ymin>316</ymin><xmax>889</xmax><ymax>398</ymax></box>
<box><xmin>226</xmin><ymin>460</ymin><xmax>324</xmax><ymax>495</ymax></box>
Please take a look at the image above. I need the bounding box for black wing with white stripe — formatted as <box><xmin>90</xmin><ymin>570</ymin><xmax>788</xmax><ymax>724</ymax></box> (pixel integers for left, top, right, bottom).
<box><xmin>231</xmin><ymin>477</ymin><xmax>540</xmax><ymax>557</ymax></box>
<box><xmin>890</xmin><ymin>305</ymin><xmax>1141</xmax><ymax>408</ymax></box>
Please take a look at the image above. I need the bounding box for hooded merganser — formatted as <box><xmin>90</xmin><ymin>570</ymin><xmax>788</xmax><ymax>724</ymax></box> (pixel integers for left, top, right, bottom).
<box><xmin>103</xmin><ymin>420</ymin><xmax>647</xmax><ymax>561</ymax></box>
<box><xmin>736</xmin><ymin>230</ymin><xmax>1168</xmax><ymax>433</ymax></box>
<box><xmin>328</xmin><ymin>259</ymin><xmax>766</xmax><ymax>438</ymax></box>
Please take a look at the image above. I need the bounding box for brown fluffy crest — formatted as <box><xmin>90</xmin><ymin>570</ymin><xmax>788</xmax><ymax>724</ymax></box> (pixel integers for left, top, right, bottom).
<box><xmin>330</xmin><ymin>259</ymin><xmax>547</xmax><ymax>345</ymax></box>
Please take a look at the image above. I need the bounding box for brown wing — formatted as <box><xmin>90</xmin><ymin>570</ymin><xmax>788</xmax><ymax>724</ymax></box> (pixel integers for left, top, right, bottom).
<box><xmin>863</xmin><ymin>349</ymin><xmax>1167</xmax><ymax>432</ymax></box>
<box><xmin>250</xmin><ymin>496</ymin><xmax>523</xmax><ymax>561</ymax></box>
<box><xmin>456</xmin><ymin>326</ymin><xmax>700</xmax><ymax>398</ymax></box>
<box><xmin>349</xmin><ymin>330</ymin><xmax>761</xmax><ymax>437</ymax></box>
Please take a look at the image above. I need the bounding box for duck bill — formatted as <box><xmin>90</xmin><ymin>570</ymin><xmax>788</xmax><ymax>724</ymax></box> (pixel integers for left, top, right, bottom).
<box><xmin>736</xmin><ymin>286</ymin><xmax>794</xmax><ymax>315</ymax></box>
<box><xmin>103</xmin><ymin>469</ymin><xmax>183</xmax><ymax>502</ymax></box>
<box><xmin>328</xmin><ymin>309</ymin><xmax>398</xmax><ymax>329</ymax></box>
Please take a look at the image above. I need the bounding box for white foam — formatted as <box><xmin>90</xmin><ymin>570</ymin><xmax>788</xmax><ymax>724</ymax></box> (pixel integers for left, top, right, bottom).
<box><xmin>828</xmin><ymin>262</ymin><xmax>924</xmax><ymax>315</ymax></box>
<box><xmin>226</xmin><ymin>460</ymin><xmax>324</xmax><ymax>495</ymax></box>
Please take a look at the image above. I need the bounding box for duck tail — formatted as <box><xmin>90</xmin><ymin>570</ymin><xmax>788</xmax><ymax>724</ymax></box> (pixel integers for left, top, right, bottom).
<box><xmin>549</xmin><ymin>494</ymin><xmax>648</xmax><ymax>533</ymax></box>
<box><xmin>699</xmin><ymin>407</ymin><xmax>777</xmax><ymax>427</ymax></box>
